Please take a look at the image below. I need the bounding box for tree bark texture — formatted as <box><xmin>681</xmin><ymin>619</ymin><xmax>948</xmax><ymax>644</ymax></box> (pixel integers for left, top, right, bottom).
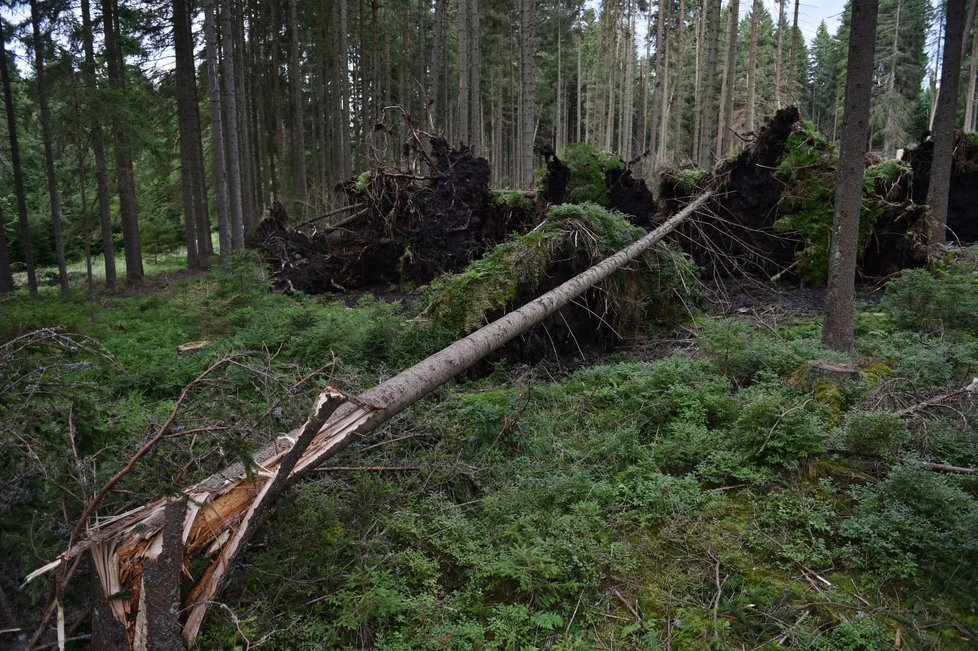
<box><xmin>823</xmin><ymin>0</ymin><xmax>879</xmax><ymax>353</ymax></box>
<box><xmin>698</xmin><ymin>0</ymin><xmax>721</xmax><ymax>169</ymax></box>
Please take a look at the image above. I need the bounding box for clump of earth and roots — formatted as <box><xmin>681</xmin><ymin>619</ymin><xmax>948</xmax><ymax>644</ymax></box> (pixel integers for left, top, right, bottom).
<box><xmin>2</xmin><ymin>108</ymin><xmax>978</xmax><ymax>649</ymax></box>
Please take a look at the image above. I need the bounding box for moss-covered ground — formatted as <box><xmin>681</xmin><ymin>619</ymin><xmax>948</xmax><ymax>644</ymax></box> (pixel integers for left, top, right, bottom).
<box><xmin>2</xmin><ymin>248</ymin><xmax>977</xmax><ymax>650</ymax></box>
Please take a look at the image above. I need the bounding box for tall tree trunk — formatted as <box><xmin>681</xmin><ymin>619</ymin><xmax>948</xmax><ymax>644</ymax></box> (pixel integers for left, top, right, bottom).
<box><xmin>717</xmin><ymin>0</ymin><xmax>739</xmax><ymax>157</ymax></box>
<box><xmin>650</xmin><ymin>2</ymin><xmax>665</xmax><ymax>160</ymax></box>
<box><xmin>621</xmin><ymin>0</ymin><xmax>636</xmax><ymax>159</ymax></box>
<box><xmin>204</xmin><ymin>0</ymin><xmax>232</xmax><ymax>258</ymax></box>
<box><xmin>271</xmin><ymin>3</ymin><xmax>287</xmax><ymax>201</ymax></box>
<box><xmin>0</xmin><ymin>20</ymin><xmax>36</xmax><ymax>295</ymax></box>
<box><xmin>745</xmin><ymin>0</ymin><xmax>760</xmax><ymax>132</ymax></box>
<box><xmin>774</xmin><ymin>0</ymin><xmax>785</xmax><ymax>108</ymax></box>
<box><xmin>520</xmin><ymin>0</ymin><xmax>537</xmax><ymax>185</ymax></box>
<box><xmin>576</xmin><ymin>18</ymin><xmax>582</xmax><ymax>143</ymax></box>
<box><xmin>698</xmin><ymin>0</ymin><xmax>721</xmax><ymax>169</ymax></box>
<box><xmin>656</xmin><ymin>0</ymin><xmax>671</xmax><ymax>162</ymax></box>
<box><xmin>287</xmin><ymin>0</ymin><xmax>307</xmax><ymax>215</ymax></box>
<box><xmin>77</xmin><ymin>128</ymin><xmax>95</xmax><ymax>300</ymax></box>
<box><xmin>102</xmin><ymin>0</ymin><xmax>143</xmax><ymax>282</ymax></box>
<box><xmin>883</xmin><ymin>0</ymin><xmax>902</xmax><ymax>158</ymax></box>
<box><xmin>470</xmin><ymin>0</ymin><xmax>482</xmax><ymax>154</ymax></box>
<box><xmin>927</xmin><ymin>0</ymin><xmax>967</xmax><ymax>244</ymax></box>
<box><xmin>234</xmin><ymin>0</ymin><xmax>255</xmax><ymax>231</ymax></box>
<box><xmin>967</xmin><ymin>26</ymin><xmax>978</xmax><ymax>132</ymax></box>
<box><xmin>823</xmin><ymin>0</ymin><xmax>879</xmax><ymax>353</ymax></box>
<box><xmin>669</xmin><ymin>0</ymin><xmax>687</xmax><ymax>163</ymax></box>
<box><xmin>221</xmin><ymin>0</ymin><xmax>245</xmax><ymax>248</ymax></box>
<box><xmin>962</xmin><ymin>0</ymin><xmax>978</xmax><ymax>131</ymax></box>
<box><xmin>30</xmin><ymin>0</ymin><xmax>69</xmax><ymax>293</ymax></box>
<box><xmin>80</xmin><ymin>0</ymin><xmax>117</xmax><ymax>288</ymax></box>
<box><xmin>458</xmin><ymin>0</ymin><xmax>469</xmax><ymax>144</ymax></box>
<box><xmin>787</xmin><ymin>0</ymin><xmax>800</xmax><ymax>104</ymax></box>
<box><xmin>173</xmin><ymin>0</ymin><xmax>202</xmax><ymax>270</ymax></box>
<box><xmin>0</xmin><ymin>202</ymin><xmax>11</xmax><ymax>293</ymax></box>
<box><xmin>335</xmin><ymin>0</ymin><xmax>352</xmax><ymax>179</ymax></box>
<box><xmin>431</xmin><ymin>0</ymin><xmax>445</xmax><ymax>130</ymax></box>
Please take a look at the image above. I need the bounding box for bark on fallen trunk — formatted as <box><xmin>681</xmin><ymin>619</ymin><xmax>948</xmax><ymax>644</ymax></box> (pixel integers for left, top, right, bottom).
<box><xmin>29</xmin><ymin>191</ymin><xmax>712</xmax><ymax>649</ymax></box>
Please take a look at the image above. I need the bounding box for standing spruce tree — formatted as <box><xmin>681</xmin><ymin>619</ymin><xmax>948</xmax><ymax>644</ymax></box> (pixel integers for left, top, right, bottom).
<box><xmin>927</xmin><ymin>0</ymin><xmax>966</xmax><ymax>244</ymax></box>
<box><xmin>102</xmin><ymin>0</ymin><xmax>143</xmax><ymax>282</ymax></box>
<box><xmin>29</xmin><ymin>0</ymin><xmax>68</xmax><ymax>294</ymax></box>
<box><xmin>0</xmin><ymin>18</ymin><xmax>37</xmax><ymax>295</ymax></box>
<box><xmin>80</xmin><ymin>0</ymin><xmax>118</xmax><ymax>288</ymax></box>
<box><xmin>823</xmin><ymin>0</ymin><xmax>879</xmax><ymax>353</ymax></box>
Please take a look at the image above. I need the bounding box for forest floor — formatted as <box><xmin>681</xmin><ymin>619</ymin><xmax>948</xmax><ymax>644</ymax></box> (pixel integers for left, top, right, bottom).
<box><xmin>2</xmin><ymin>248</ymin><xmax>977</xmax><ymax>650</ymax></box>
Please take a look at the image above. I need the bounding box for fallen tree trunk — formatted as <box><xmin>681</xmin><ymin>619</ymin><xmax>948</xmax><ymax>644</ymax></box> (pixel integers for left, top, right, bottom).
<box><xmin>27</xmin><ymin>192</ymin><xmax>712</xmax><ymax>649</ymax></box>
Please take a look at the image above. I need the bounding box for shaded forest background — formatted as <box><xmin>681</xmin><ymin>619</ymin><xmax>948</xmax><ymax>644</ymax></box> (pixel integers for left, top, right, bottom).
<box><xmin>0</xmin><ymin>0</ymin><xmax>969</xmax><ymax>287</ymax></box>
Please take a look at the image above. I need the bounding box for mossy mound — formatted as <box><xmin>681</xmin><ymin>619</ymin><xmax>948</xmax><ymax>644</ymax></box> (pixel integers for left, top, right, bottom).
<box><xmin>425</xmin><ymin>202</ymin><xmax>697</xmax><ymax>360</ymax></box>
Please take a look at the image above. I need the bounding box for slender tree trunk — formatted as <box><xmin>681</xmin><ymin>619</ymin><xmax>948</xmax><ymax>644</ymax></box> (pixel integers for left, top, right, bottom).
<box><xmin>431</xmin><ymin>0</ymin><xmax>445</xmax><ymax>129</ymax></box>
<box><xmin>928</xmin><ymin>0</ymin><xmax>967</xmax><ymax>244</ymax></box>
<box><xmin>470</xmin><ymin>0</ymin><xmax>482</xmax><ymax>154</ymax></box>
<box><xmin>221</xmin><ymin>0</ymin><xmax>245</xmax><ymax>248</ymax></box>
<box><xmin>774</xmin><ymin>0</ymin><xmax>785</xmax><ymax>108</ymax></box>
<box><xmin>622</xmin><ymin>0</ymin><xmax>636</xmax><ymax>159</ymax></box>
<box><xmin>103</xmin><ymin>0</ymin><xmax>143</xmax><ymax>282</ymax></box>
<box><xmin>883</xmin><ymin>0</ymin><xmax>902</xmax><ymax>158</ymax></box>
<box><xmin>745</xmin><ymin>0</ymin><xmax>760</xmax><ymax>132</ymax></box>
<box><xmin>0</xmin><ymin>201</ymin><xmax>11</xmax><ymax>292</ymax></box>
<box><xmin>458</xmin><ymin>0</ymin><xmax>470</xmax><ymax>144</ymax></box>
<box><xmin>698</xmin><ymin>0</ymin><xmax>721</xmax><ymax>169</ymax></box>
<box><xmin>173</xmin><ymin>0</ymin><xmax>202</xmax><ymax>270</ymax></box>
<box><xmin>77</xmin><ymin>129</ymin><xmax>94</xmax><ymax>300</ymax></box>
<box><xmin>823</xmin><ymin>0</ymin><xmax>879</xmax><ymax>353</ymax></box>
<box><xmin>337</xmin><ymin>0</ymin><xmax>351</xmax><ymax>179</ymax></box>
<box><xmin>271</xmin><ymin>3</ymin><xmax>287</xmax><ymax>201</ymax></box>
<box><xmin>234</xmin><ymin>0</ymin><xmax>255</xmax><ymax>231</ymax></box>
<box><xmin>650</xmin><ymin>2</ymin><xmax>665</xmax><ymax>159</ymax></box>
<box><xmin>576</xmin><ymin>20</ymin><xmax>582</xmax><ymax>143</ymax></box>
<box><xmin>0</xmin><ymin>21</ymin><xmax>35</xmax><ymax>295</ymax></box>
<box><xmin>80</xmin><ymin>0</ymin><xmax>117</xmax><ymax>288</ymax></box>
<box><xmin>30</xmin><ymin>0</ymin><xmax>69</xmax><ymax>293</ymax></box>
<box><xmin>287</xmin><ymin>0</ymin><xmax>307</xmax><ymax>215</ymax></box>
<box><xmin>204</xmin><ymin>0</ymin><xmax>232</xmax><ymax>257</ymax></box>
<box><xmin>783</xmin><ymin>0</ymin><xmax>799</xmax><ymax>104</ymax></box>
<box><xmin>669</xmin><ymin>0</ymin><xmax>687</xmax><ymax>162</ymax></box>
<box><xmin>657</xmin><ymin>0</ymin><xmax>671</xmax><ymax>162</ymax></box>
<box><xmin>967</xmin><ymin>28</ymin><xmax>978</xmax><ymax>132</ymax></box>
<box><xmin>717</xmin><ymin>0</ymin><xmax>739</xmax><ymax>157</ymax></box>
<box><xmin>520</xmin><ymin>0</ymin><xmax>537</xmax><ymax>185</ymax></box>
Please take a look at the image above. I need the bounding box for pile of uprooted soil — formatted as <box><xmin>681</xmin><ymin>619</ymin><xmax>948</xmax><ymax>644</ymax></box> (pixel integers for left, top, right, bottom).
<box><xmin>902</xmin><ymin>130</ymin><xmax>978</xmax><ymax>243</ymax></box>
<box><xmin>659</xmin><ymin>106</ymin><xmax>950</xmax><ymax>282</ymax></box>
<box><xmin>252</xmin><ymin>140</ymin><xmax>537</xmax><ymax>294</ymax></box>
<box><xmin>661</xmin><ymin>106</ymin><xmax>805</xmax><ymax>279</ymax></box>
